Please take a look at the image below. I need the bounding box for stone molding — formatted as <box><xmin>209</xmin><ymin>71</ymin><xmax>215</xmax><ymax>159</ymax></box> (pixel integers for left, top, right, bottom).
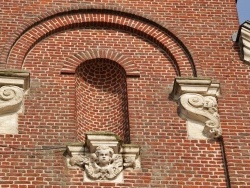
<box><xmin>170</xmin><ymin>77</ymin><xmax>220</xmax><ymax>100</ymax></box>
<box><xmin>85</xmin><ymin>132</ymin><xmax>122</xmax><ymax>154</ymax></box>
<box><xmin>0</xmin><ymin>70</ymin><xmax>30</xmax><ymax>134</ymax></box>
<box><xmin>0</xmin><ymin>70</ymin><xmax>30</xmax><ymax>92</ymax></box>
<box><xmin>237</xmin><ymin>20</ymin><xmax>250</xmax><ymax>63</ymax></box>
<box><xmin>170</xmin><ymin>78</ymin><xmax>221</xmax><ymax>139</ymax></box>
<box><xmin>65</xmin><ymin>132</ymin><xmax>140</xmax><ymax>182</ymax></box>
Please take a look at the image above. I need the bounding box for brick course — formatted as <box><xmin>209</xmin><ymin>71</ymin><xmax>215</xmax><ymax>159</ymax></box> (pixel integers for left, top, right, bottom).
<box><xmin>0</xmin><ymin>0</ymin><xmax>249</xmax><ymax>187</ymax></box>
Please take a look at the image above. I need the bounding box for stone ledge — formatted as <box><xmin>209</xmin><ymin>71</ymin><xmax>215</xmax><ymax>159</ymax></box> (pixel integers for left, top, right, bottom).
<box><xmin>170</xmin><ymin>77</ymin><xmax>220</xmax><ymax>101</ymax></box>
<box><xmin>0</xmin><ymin>69</ymin><xmax>30</xmax><ymax>93</ymax></box>
<box><xmin>85</xmin><ymin>131</ymin><xmax>121</xmax><ymax>154</ymax></box>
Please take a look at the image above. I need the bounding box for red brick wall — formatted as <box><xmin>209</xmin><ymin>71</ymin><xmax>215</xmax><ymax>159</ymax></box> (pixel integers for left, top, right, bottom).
<box><xmin>0</xmin><ymin>0</ymin><xmax>249</xmax><ymax>188</ymax></box>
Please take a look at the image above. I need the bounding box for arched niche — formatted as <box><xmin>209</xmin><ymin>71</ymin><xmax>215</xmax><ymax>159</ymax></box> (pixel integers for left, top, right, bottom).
<box><xmin>75</xmin><ymin>59</ymin><xmax>130</xmax><ymax>143</ymax></box>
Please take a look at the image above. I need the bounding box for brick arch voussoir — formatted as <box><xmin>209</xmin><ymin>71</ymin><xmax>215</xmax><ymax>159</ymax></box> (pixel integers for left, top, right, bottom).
<box><xmin>7</xmin><ymin>16</ymin><xmax>181</xmax><ymax>76</ymax></box>
<box><xmin>4</xmin><ymin>4</ymin><xmax>199</xmax><ymax>76</ymax></box>
<box><xmin>61</xmin><ymin>49</ymin><xmax>139</xmax><ymax>77</ymax></box>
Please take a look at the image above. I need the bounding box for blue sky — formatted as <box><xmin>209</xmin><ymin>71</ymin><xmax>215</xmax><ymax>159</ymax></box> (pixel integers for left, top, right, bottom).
<box><xmin>237</xmin><ymin>0</ymin><xmax>250</xmax><ymax>24</ymax></box>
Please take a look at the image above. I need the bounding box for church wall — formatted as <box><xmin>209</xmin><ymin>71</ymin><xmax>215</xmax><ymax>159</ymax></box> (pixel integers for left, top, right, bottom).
<box><xmin>0</xmin><ymin>1</ymin><xmax>249</xmax><ymax>187</ymax></box>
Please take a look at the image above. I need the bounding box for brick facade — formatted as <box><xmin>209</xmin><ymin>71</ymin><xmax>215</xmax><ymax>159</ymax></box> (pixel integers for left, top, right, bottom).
<box><xmin>0</xmin><ymin>0</ymin><xmax>249</xmax><ymax>187</ymax></box>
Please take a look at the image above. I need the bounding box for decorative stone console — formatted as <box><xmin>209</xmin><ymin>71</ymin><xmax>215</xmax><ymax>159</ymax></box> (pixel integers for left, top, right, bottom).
<box><xmin>65</xmin><ymin>132</ymin><xmax>140</xmax><ymax>183</ymax></box>
<box><xmin>170</xmin><ymin>77</ymin><xmax>221</xmax><ymax>139</ymax></box>
<box><xmin>237</xmin><ymin>20</ymin><xmax>250</xmax><ymax>63</ymax></box>
<box><xmin>0</xmin><ymin>70</ymin><xmax>30</xmax><ymax>134</ymax></box>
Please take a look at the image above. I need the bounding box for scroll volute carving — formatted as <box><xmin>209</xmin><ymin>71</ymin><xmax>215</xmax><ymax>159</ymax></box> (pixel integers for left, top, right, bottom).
<box><xmin>0</xmin><ymin>70</ymin><xmax>30</xmax><ymax>134</ymax></box>
<box><xmin>0</xmin><ymin>70</ymin><xmax>30</xmax><ymax>115</ymax></box>
<box><xmin>170</xmin><ymin>78</ymin><xmax>221</xmax><ymax>139</ymax></box>
<box><xmin>178</xmin><ymin>93</ymin><xmax>221</xmax><ymax>139</ymax></box>
<box><xmin>0</xmin><ymin>86</ymin><xmax>24</xmax><ymax>114</ymax></box>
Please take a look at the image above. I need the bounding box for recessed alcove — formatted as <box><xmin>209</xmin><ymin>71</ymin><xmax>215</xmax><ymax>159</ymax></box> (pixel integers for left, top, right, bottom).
<box><xmin>75</xmin><ymin>59</ymin><xmax>130</xmax><ymax>143</ymax></box>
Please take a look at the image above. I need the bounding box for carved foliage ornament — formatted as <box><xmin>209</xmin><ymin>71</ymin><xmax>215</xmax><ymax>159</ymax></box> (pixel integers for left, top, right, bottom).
<box><xmin>178</xmin><ymin>93</ymin><xmax>221</xmax><ymax>139</ymax></box>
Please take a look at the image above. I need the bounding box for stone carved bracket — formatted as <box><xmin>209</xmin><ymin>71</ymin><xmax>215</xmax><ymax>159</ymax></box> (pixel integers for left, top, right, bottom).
<box><xmin>120</xmin><ymin>144</ymin><xmax>141</xmax><ymax>169</ymax></box>
<box><xmin>170</xmin><ymin>78</ymin><xmax>221</xmax><ymax>139</ymax></box>
<box><xmin>0</xmin><ymin>70</ymin><xmax>30</xmax><ymax>134</ymax></box>
<box><xmin>65</xmin><ymin>132</ymin><xmax>140</xmax><ymax>182</ymax></box>
<box><xmin>237</xmin><ymin>20</ymin><xmax>250</xmax><ymax>63</ymax></box>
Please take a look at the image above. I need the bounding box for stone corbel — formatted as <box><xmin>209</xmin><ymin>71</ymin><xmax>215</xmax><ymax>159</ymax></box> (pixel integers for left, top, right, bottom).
<box><xmin>0</xmin><ymin>70</ymin><xmax>30</xmax><ymax>134</ymax></box>
<box><xmin>120</xmin><ymin>144</ymin><xmax>140</xmax><ymax>169</ymax></box>
<box><xmin>65</xmin><ymin>132</ymin><xmax>141</xmax><ymax>182</ymax></box>
<box><xmin>237</xmin><ymin>20</ymin><xmax>250</xmax><ymax>63</ymax></box>
<box><xmin>170</xmin><ymin>77</ymin><xmax>221</xmax><ymax>139</ymax></box>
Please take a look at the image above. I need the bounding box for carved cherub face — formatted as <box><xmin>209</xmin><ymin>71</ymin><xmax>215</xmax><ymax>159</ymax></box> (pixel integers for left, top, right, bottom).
<box><xmin>98</xmin><ymin>149</ymin><xmax>111</xmax><ymax>166</ymax></box>
<box><xmin>95</xmin><ymin>146</ymin><xmax>114</xmax><ymax>167</ymax></box>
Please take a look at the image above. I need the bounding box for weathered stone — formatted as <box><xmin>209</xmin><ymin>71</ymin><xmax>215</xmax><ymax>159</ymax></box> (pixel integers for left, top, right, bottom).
<box><xmin>0</xmin><ymin>70</ymin><xmax>30</xmax><ymax>93</ymax></box>
<box><xmin>171</xmin><ymin>78</ymin><xmax>221</xmax><ymax>139</ymax></box>
<box><xmin>237</xmin><ymin>21</ymin><xmax>250</xmax><ymax>63</ymax></box>
<box><xmin>0</xmin><ymin>70</ymin><xmax>30</xmax><ymax>134</ymax></box>
<box><xmin>85</xmin><ymin>132</ymin><xmax>121</xmax><ymax>154</ymax></box>
<box><xmin>65</xmin><ymin>132</ymin><xmax>141</xmax><ymax>183</ymax></box>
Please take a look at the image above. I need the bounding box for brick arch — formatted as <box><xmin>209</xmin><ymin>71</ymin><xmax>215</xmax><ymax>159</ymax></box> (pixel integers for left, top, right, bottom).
<box><xmin>61</xmin><ymin>49</ymin><xmax>139</xmax><ymax>77</ymax></box>
<box><xmin>2</xmin><ymin>6</ymin><xmax>199</xmax><ymax>76</ymax></box>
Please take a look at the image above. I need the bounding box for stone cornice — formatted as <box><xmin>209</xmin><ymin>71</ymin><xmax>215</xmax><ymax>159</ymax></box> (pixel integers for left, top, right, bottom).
<box><xmin>170</xmin><ymin>77</ymin><xmax>220</xmax><ymax>101</ymax></box>
<box><xmin>0</xmin><ymin>70</ymin><xmax>30</xmax><ymax>93</ymax></box>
